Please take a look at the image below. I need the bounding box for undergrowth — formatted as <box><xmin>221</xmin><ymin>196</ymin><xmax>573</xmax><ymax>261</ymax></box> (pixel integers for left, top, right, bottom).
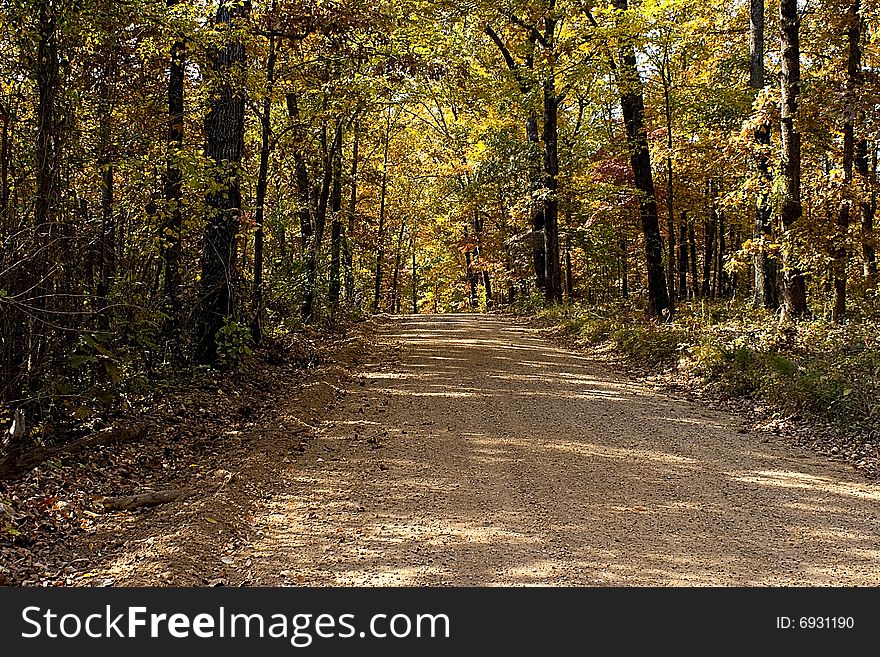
<box><xmin>522</xmin><ymin>301</ymin><xmax>880</xmax><ymax>442</ymax></box>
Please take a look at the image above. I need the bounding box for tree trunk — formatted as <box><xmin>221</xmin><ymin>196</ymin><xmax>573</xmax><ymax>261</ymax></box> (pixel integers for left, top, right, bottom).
<box><xmin>833</xmin><ymin>1</ymin><xmax>861</xmax><ymax>321</ymax></box>
<box><xmin>688</xmin><ymin>216</ymin><xmax>699</xmax><ymax>297</ymax></box>
<box><xmin>661</xmin><ymin>57</ymin><xmax>676</xmax><ymax>305</ymax></box>
<box><xmin>286</xmin><ymin>93</ymin><xmax>312</xmax><ymax>258</ymax></box>
<box><xmin>328</xmin><ymin>141</ymin><xmax>343</xmax><ymax>318</ymax></box>
<box><xmin>344</xmin><ymin>124</ymin><xmax>359</xmax><ymax>300</ymax></box>
<box><xmin>564</xmin><ymin>233</ymin><xmax>573</xmax><ymax>302</ymax></box>
<box><xmin>372</xmin><ymin>115</ymin><xmax>390</xmax><ymax>312</ymax></box>
<box><xmin>390</xmin><ymin>220</ymin><xmax>405</xmax><ymax>314</ymax></box>
<box><xmin>750</xmin><ymin>0</ymin><xmax>778</xmax><ymax>309</ymax></box>
<box><xmin>163</xmin><ymin>0</ymin><xmax>185</xmax><ymax>348</ymax></box>
<box><xmin>678</xmin><ymin>211</ymin><xmax>688</xmax><ymax>299</ymax></box>
<box><xmin>464</xmin><ymin>221</ymin><xmax>478</xmax><ymax>309</ymax></box>
<box><xmin>613</xmin><ymin>0</ymin><xmax>671</xmax><ymax>318</ymax></box>
<box><xmin>0</xmin><ymin>104</ymin><xmax>9</xmax><ymax>222</ymax></box>
<box><xmin>251</xmin><ymin>33</ymin><xmax>275</xmax><ymax>343</ymax></box>
<box><xmin>195</xmin><ymin>0</ymin><xmax>249</xmax><ymax>364</ymax></box>
<box><xmin>779</xmin><ymin>0</ymin><xmax>809</xmax><ymax>320</ymax></box>
<box><xmin>856</xmin><ymin>140</ymin><xmax>876</xmax><ymax>284</ymax></box>
<box><xmin>98</xmin><ymin>159</ymin><xmax>114</xmax><ymax>327</ymax></box>
<box><xmin>703</xmin><ymin>183</ymin><xmax>717</xmax><ymax>298</ymax></box>
<box><xmin>302</xmin><ymin>123</ymin><xmax>340</xmax><ymax>322</ymax></box>
<box><xmin>718</xmin><ymin>212</ymin><xmax>728</xmax><ymax>297</ymax></box>
<box><xmin>35</xmin><ymin>0</ymin><xmax>60</xmax><ymax>238</ymax></box>
<box><xmin>526</xmin><ymin>114</ymin><xmax>546</xmax><ymax>291</ymax></box>
<box><xmin>472</xmin><ymin>209</ymin><xmax>493</xmax><ymax>309</ymax></box>
<box><xmin>411</xmin><ymin>233</ymin><xmax>418</xmax><ymax>313</ymax></box>
<box><xmin>542</xmin><ymin>17</ymin><xmax>562</xmax><ymax>304</ymax></box>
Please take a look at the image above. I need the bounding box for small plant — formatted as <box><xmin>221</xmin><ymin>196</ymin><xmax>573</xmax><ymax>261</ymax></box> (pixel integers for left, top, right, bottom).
<box><xmin>216</xmin><ymin>316</ymin><xmax>253</xmax><ymax>369</ymax></box>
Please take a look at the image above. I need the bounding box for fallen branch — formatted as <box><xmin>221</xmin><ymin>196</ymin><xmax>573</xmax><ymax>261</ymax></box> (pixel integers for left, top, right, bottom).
<box><xmin>101</xmin><ymin>488</ymin><xmax>188</xmax><ymax>511</ymax></box>
<box><xmin>101</xmin><ymin>471</ymin><xmax>235</xmax><ymax>512</ymax></box>
<box><xmin>0</xmin><ymin>425</ymin><xmax>149</xmax><ymax>480</ymax></box>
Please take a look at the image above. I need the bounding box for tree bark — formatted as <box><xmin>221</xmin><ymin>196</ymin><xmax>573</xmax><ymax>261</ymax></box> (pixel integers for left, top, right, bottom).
<box><xmin>411</xmin><ymin>233</ymin><xmax>418</xmax><ymax>313</ymax></box>
<box><xmin>302</xmin><ymin>123</ymin><xmax>340</xmax><ymax>322</ymax></box>
<box><xmin>750</xmin><ymin>0</ymin><xmax>778</xmax><ymax>309</ymax></box>
<box><xmin>779</xmin><ymin>0</ymin><xmax>809</xmax><ymax>320</ymax></box>
<box><xmin>526</xmin><ymin>114</ymin><xmax>546</xmax><ymax>290</ymax></box>
<box><xmin>856</xmin><ymin>140</ymin><xmax>876</xmax><ymax>284</ymax></box>
<box><xmin>195</xmin><ymin>0</ymin><xmax>249</xmax><ymax>364</ymax></box>
<box><xmin>328</xmin><ymin>142</ymin><xmax>343</xmax><ymax>318</ymax></box>
<box><xmin>703</xmin><ymin>182</ymin><xmax>717</xmax><ymax>298</ymax></box>
<box><xmin>344</xmin><ymin>124</ymin><xmax>359</xmax><ymax>300</ymax></box>
<box><xmin>373</xmin><ymin>113</ymin><xmax>391</xmax><ymax>312</ymax></box>
<box><xmin>660</xmin><ymin>54</ymin><xmax>676</xmax><ymax>304</ymax></box>
<box><xmin>484</xmin><ymin>25</ymin><xmax>545</xmax><ymax>291</ymax></box>
<box><xmin>688</xmin><ymin>216</ymin><xmax>699</xmax><ymax>297</ymax></box>
<box><xmin>163</xmin><ymin>0</ymin><xmax>185</xmax><ymax>348</ymax></box>
<box><xmin>251</xmin><ymin>33</ymin><xmax>276</xmax><ymax>343</ymax></box>
<box><xmin>390</xmin><ymin>219</ymin><xmax>405</xmax><ymax>314</ymax></box>
<box><xmin>542</xmin><ymin>35</ymin><xmax>562</xmax><ymax>304</ymax></box>
<box><xmin>833</xmin><ymin>1</ymin><xmax>861</xmax><ymax>321</ymax></box>
<box><xmin>678</xmin><ymin>211</ymin><xmax>688</xmax><ymax>299</ymax></box>
<box><xmin>612</xmin><ymin>0</ymin><xmax>671</xmax><ymax>318</ymax></box>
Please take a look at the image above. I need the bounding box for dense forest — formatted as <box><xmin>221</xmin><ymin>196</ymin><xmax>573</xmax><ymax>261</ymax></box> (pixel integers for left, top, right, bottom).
<box><xmin>1</xmin><ymin>0</ymin><xmax>879</xmax><ymax>467</ymax></box>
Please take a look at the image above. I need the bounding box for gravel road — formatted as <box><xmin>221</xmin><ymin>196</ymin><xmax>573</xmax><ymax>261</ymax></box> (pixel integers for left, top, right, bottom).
<box><xmin>250</xmin><ymin>314</ymin><xmax>880</xmax><ymax>586</ymax></box>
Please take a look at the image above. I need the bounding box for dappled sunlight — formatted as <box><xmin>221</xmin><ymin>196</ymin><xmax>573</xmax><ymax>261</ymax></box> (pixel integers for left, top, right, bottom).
<box><xmin>728</xmin><ymin>469</ymin><xmax>880</xmax><ymax>502</ymax></box>
<box><xmin>247</xmin><ymin>315</ymin><xmax>880</xmax><ymax>586</ymax></box>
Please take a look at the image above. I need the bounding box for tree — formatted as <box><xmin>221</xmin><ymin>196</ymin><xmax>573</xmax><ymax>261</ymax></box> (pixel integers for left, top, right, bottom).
<box><xmin>832</xmin><ymin>0</ymin><xmax>862</xmax><ymax>322</ymax></box>
<box><xmin>195</xmin><ymin>0</ymin><xmax>250</xmax><ymax>364</ymax></box>
<box><xmin>610</xmin><ymin>0</ymin><xmax>671</xmax><ymax>318</ymax></box>
<box><xmin>750</xmin><ymin>0</ymin><xmax>778</xmax><ymax>309</ymax></box>
<box><xmin>778</xmin><ymin>0</ymin><xmax>808</xmax><ymax>321</ymax></box>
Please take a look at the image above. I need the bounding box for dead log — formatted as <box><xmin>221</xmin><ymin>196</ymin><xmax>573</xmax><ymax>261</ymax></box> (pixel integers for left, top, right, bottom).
<box><xmin>101</xmin><ymin>488</ymin><xmax>188</xmax><ymax>511</ymax></box>
<box><xmin>0</xmin><ymin>425</ymin><xmax>149</xmax><ymax>480</ymax></box>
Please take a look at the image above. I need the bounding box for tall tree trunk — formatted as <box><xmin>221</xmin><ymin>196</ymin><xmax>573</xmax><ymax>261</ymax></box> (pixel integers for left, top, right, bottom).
<box><xmin>472</xmin><ymin>209</ymin><xmax>493</xmax><ymax>309</ymax></box>
<box><xmin>96</xmin><ymin>53</ymin><xmax>117</xmax><ymax>329</ymax></box>
<box><xmin>717</xmin><ymin>212</ymin><xmax>726</xmax><ymax>297</ymax></box>
<box><xmin>688</xmin><ymin>216</ymin><xmax>699</xmax><ymax>297</ymax></box>
<box><xmin>302</xmin><ymin>123</ymin><xmax>340</xmax><ymax>322</ymax></box>
<box><xmin>344</xmin><ymin>125</ymin><xmax>359</xmax><ymax>300</ymax></box>
<box><xmin>750</xmin><ymin>0</ymin><xmax>778</xmax><ymax>309</ymax></box>
<box><xmin>661</xmin><ymin>60</ymin><xmax>676</xmax><ymax>305</ymax></box>
<box><xmin>98</xmin><ymin>158</ymin><xmax>114</xmax><ymax>327</ymax></box>
<box><xmin>251</xmin><ymin>32</ymin><xmax>275</xmax><ymax>343</ymax></box>
<box><xmin>163</xmin><ymin>0</ymin><xmax>185</xmax><ymax>348</ymax></box>
<box><xmin>0</xmin><ymin>104</ymin><xmax>9</xmax><ymax>221</ymax></box>
<box><xmin>35</xmin><ymin>0</ymin><xmax>60</xmax><ymax>238</ymax></box>
<box><xmin>703</xmin><ymin>183</ymin><xmax>717</xmax><ymax>298</ymax></box>
<box><xmin>613</xmin><ymin>0</ymin><xmax>671</xmax><ymax>318</ymax></box>
<box><xmin>390</xmin><ymin>220</ymin><xmax>405</xmax><ymax>314</ymax></box>
<box><xmin>678</xmin><ymin>211</ymin><xmax>688</xmax><ymax>299</ymax></box>
<box><xmin>542</xmin><ymin>47</ymin><xmax>562</xmax><ymax>304</ymax></box>
<box><xmin>779</xmin><ymin>0</ymin><xmax>809</xmax><ymax>320</ymax></box>
<box><xmin>411</xmin><ymin>233</ymin><xmax>418</xmax><ymax>313</ymax></box>
<box><xmin>833</xmin><ymin>1</ymin><xmax>861</xmax><ymax>321</ymax></box>
<box><xmin>195</xmin><ymin>0</ymin><xmax>249</xmax><ymax>364</ymax></box>
<box><xmin>485</xmin><ymin>25</ymin><xmax>544</xmax><ymax>292</ymax></box>
<box><xmin>372</xmin><ymin>115</ymin><xmax>390</xmax><ymax>312</ymax></box>
<box><xmin>464</xmin><ymin>222</ymin><xmax>477</xmax><ymax>309</ymax></box>
<box><xmin>857</xmin><ymin>140</ymin><xmax>877</xmax><ymax>284</ymax></box>
<box><xmin>526</xmin><ymin>114</ymin><xmax>546</xmax><ymax>291</ymax></box>
<box><xmin>328</xmin><ymin>144</ymin><xmax>343</xmax><ymax>319</ymax></box>
<box><xmin>285</xmin><ymin>93</ymin><xmax>312</xmax><ymax>258</ymax></box>
<box><xmin>564</xmin><ymin>233</ymin><xmax>573</xmax><ymax>302</ymax></box>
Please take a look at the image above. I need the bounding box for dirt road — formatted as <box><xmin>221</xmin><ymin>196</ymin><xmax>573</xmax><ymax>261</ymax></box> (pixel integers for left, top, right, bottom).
<box><xmin>249</xmin><ymin>314</ymin><xmax>880</xmax><ymax>586</ymax></box>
